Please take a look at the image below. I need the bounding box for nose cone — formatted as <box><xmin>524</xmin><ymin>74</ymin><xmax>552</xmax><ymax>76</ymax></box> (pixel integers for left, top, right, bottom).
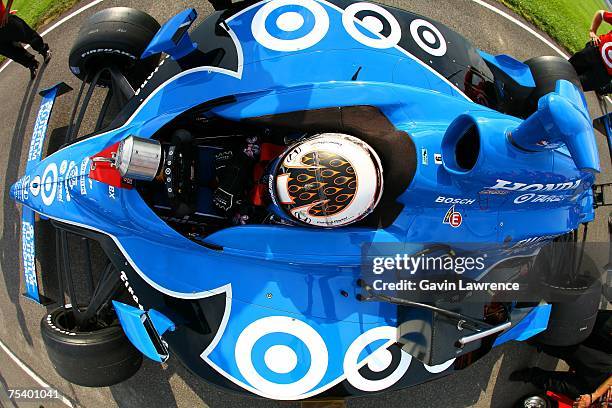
<box><xmin>10</xmin><ymin>176</ymin><xmax>28</xmax><ymax>203</ymax></box>
<box><xmin>10</xmin><ymin>174</ymin><xmax>38</xmax><ymax>206</ymax></box>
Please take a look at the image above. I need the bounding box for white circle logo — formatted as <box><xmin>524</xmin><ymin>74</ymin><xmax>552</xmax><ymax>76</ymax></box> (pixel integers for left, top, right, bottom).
<box><xmin>342</xmin><ymin>2</ymin><xmax>401</xmax><ymax>49</ymax></box>
<box><xmin>264</xmin><ymin>345</ymin><xmax>298</xmax><ymax>374</ymax></box>
<box><xmin>276</xmin><ymin>11</ymin><xmax>304</xmax><ymax>32</ymax></box>
<box><xmin>251</xmin><ymin>0</ymin><xmax>329</xmax><ymax>52</ymax></box>
<box><xmin>41</xmin><ymin>163</ymin><xmax>58</xmax><ymax>206</ymax></box>
<box><xmin>235</xmin><ymin>316</ymin><xmax>328</xmax><ymax>398</ymax></box>
<box><xmin>410</xmin><ymin>19</ymin><xmax>447</xmax><ymax>57</ymax></box>
<box><xmin>423</xmin><ymin>358</ymin><xmax>456</xmax><ymax>374</ymax></box>
<box><xmin>29</xmin><ymin>175</ymin><xmax>41</xmax><ymax>197</ymax></box>
<box><xmin>343</xmin><ymin>326</ymin><xmax>411</xmax><ymax>392</ymax></box>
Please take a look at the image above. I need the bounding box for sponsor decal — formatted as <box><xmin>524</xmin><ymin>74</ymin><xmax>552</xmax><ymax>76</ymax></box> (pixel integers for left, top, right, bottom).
<box><xmin>409</xmin><ymin>18</ymin><xmax>447</xmax><ymax>57</ymax></box>
<box><xmin>64</xmin><ymin>161</ymin><xmax>78</xmax><ymax>202</ymax></box>
<box><xmin>235</xmin><ymin>316</ymin><xmax>328</xmax><ymax>398</ymax></box>
<box><xmin>435</xmin><ymin>196</ymin><xmax>475</xmax><ymax>205</ymax></box>
<box><xmin>479</xmin><ymin>189</ymin><xmax>509</xmax><ymax>195</ymax></box>
<box><xmin>442</xmin><ymin>205</ymin><xmax>462</xmax><ymax>227</ymax></box>
<box><xmin>40</xmin><ymin>162</ymin><xmax>58</xmax><ymax>206</ymax></box>
<box><xmin>119</xmin><ymin>271</ymin><xmax>144</xmax><ymax>311</ymax></box>
<box><xmin>30</xmin><ymin>175</ymin><xmax>41</xmax><ymax>197</ymax></box>
<box><xmin>513</xmin><ymin>193</ymin><xmax>566</xmax><ymax>204</ymax></box>
<box><xmin>421</xmin><ymin>148</ymin><xmax>428</xmax><ymax>165</ymax></box>
<box><xmin>487</xmin><ymin>179</ymin><xmax>581</xmax><ymax>192</ymax></box>
<box><xmin>22</xmin><ymin>221</ymin><xmax>37</xmax><ymax>293</ymax></box>
<box><xmin>434</xmin><ymin>153</ymin><xmax>442</xmax><ymax>165</ymax></box>
<box><xmin>506</xmin><ymin>235</ymin><xmax>558</xmax><ymax>251</ymax></box>
<box><xmin>251</xmin><ymin>0</ymin><xmax>330</xmax><ymax>52</ymax></box>
<box><xmin>27</xmin><ymin>99</ymin><xmax>54</xmax><ymax>163</ymax></box>
<box><xmin>79</xmin><ymin>157</ymin><xmax>89</xmax><ymax>195</ymax></box>
<box><xmin>342</xmin><ymin>2</ymin><xmax>401</xmax><ymax>49</ymax></box>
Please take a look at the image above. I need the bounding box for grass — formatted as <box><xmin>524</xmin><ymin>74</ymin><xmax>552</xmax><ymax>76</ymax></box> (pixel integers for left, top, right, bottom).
<box><xmin>10</xmin><ymin>0</ymin><xmax>80</xmax><ymax>30</ymax></box>
<box><xmin>499</xmin><ymin>0</ymin><xmax>608</xmax><ymax>54</ymax></box>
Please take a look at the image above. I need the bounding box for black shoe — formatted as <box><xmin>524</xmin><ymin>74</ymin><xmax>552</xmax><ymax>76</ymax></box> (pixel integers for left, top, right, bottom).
<box><xmin>29</xmin><ymin>61</ymin><xmax>39</xmax><ymax>80</ymax></box>
<box><xmin>42</xmin><ymin>45</ymin><xmax>52</xmax><ymax>64</ymax></box>
<box><xmin>509</xmin><ymin>368</ymin><xmax>533</xmax><ymax>382</ymax></box>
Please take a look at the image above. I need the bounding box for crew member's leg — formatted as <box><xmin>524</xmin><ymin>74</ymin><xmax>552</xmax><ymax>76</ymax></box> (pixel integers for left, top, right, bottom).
<box><xmin>569</xmin><ymin>43</ymin><xmax>610</xmax><ymax>93</ymax></box>
<box><xmin>511</xmin><ymin>367</ymin><xmax>590</xmax><ymax>399</ymax></box>
<box><xmin>0</xmin><ymin>41</ymin><xmax>39</xmax><ymax>78</ymax></box>
<box><xmin>523</xmin><ymin>367</ymin><xmax>591</xmax><ymax>399</ymax></box>
<box><xmin>569</xmin><ymin>43</ymin><xmax>598</xmax><ymax>76</ymax></box>
<box><xmin>9</xmin><ymin>15</ymin><xmax>51</xmax><ymax>62</ymax></box>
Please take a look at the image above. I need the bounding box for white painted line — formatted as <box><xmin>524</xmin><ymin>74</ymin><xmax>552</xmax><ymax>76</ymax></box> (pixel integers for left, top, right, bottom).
<box><xmin>470</xmin><ymin>0</ymin><xmax>612</xmax><ymax>106</ymax></box>
<box><xmin>0</xmin><ymin>337</ymin><xmax>74</xmax><ymax>407</ymax></box>
<box><xmin>470</xmin><ymin>0</ymin><xmax>569</xmax><ymax>58</ymax></box>
<box><xmin>0</xmin><ymin>0</ymin><xmax>106</xmax><ymax>75</ymax></box>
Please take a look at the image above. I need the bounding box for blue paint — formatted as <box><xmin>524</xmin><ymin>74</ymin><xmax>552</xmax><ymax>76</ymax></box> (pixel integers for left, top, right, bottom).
<box><xmin>9</xmin><ymin>1</ymin><xmax>602</xmax><ymax>399</ymax></box>
<box><xmin>493</xmin><ymin>304</ymin><xmax>552</xmax><ymax>346</ymax></box>
<box><xmin>479</xmin><ymin>51</ymin><xmax>536</xmax><ymax>88</ymax></box>
<box><xmin>112</xmin><ymin>301</ymin><xmax>175</xmax><ymax>363</ymax></box>
<box><xmin>142</xmin><ymin>8</ymin><xmax>198</xmax><ymax>60</ymax></box>
<box><xmin>511</xmin><ymin>80</ymin><xmax>600</xmax><ymax>172</ymax></box>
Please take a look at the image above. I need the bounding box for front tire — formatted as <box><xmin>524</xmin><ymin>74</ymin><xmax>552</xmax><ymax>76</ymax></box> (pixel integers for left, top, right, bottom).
<box><xmin>40</xmin><ymin>306</ymin><xmax>142</xmax><ymax>387</ymax></box>
<box><xmin>68</xmin><ymin>7</ymin><xmax>161</xmax><ymax>87</ymax></box>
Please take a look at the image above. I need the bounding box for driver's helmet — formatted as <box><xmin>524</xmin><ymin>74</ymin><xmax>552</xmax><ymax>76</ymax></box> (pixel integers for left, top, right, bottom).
<box><xmin>269</xmin><ymin>133</ymin><xmax>383</xmax><ymax>227</ymax></box>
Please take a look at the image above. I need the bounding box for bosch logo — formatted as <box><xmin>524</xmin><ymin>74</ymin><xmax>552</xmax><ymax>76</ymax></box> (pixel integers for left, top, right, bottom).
<box><xmin>435</xmin><ymin>196</ymin><xmax>475</xmax><ymax>205</ymax></box>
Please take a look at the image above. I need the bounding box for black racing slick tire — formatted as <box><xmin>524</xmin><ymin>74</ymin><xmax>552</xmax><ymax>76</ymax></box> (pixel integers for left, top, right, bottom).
<box><xmin>533</xmin><ymin>277</ymin><xmax>602</xmax><ymax>347</ymax></box>
<box><xmin>523</xmin><ymin>56</ymin><xmax>582</xmax><ymax>116</ymax></box>
<box><xmin>69</xmin><ymin>7</ymin><xmax>161</xmax><ymax>87</ymax></box>
<box><xmin>40</xmin><ymin>306</ymin><xmax>142</xmax><ymax>387</ymax></box>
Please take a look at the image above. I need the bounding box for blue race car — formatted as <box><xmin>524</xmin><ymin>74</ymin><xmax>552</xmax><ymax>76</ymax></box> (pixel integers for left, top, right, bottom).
<box><xmin>9</xmin><ymin>0</ymin><xmax>608</xmax><ymax>401</ymax></box>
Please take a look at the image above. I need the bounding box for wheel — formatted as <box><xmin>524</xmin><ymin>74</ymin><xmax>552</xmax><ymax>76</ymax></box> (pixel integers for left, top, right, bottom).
<box><xmin>523</xmin><ymin>56</ymin><xmax>582</xmax><ymax>116</ymax></box>
<box><xmin>532</xmin><ymin>250</ymin><xmax>602</xmax><ymax>346</ymax></box>
<box><xmin>69</xmin><ymin>7</ymin><xmax>161</xmax><ymax>87</ymax></box>
<box><xmin>515</xmin><ymin>394</ymin><xmax>552</xmax><ymax>408</ymax></box>
<box><xmin>40</xmin><ymin>305</ymin><xmax>142</xmax><ymax>387</ymax></box>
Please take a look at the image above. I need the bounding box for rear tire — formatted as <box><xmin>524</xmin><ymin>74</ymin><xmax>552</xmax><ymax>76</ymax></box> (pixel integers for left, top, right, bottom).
<box><xmin>69</xmin><ymin>7</ymin><xmax>161</xmax><ymax>87</ymax></box>
<box><xmin>40</xmin><ymin>306</ymin><xmax>142</xmax><ymax>387</ymax></box>
<box><xmin>532</xmin><ymin>251</ymin><xmax>602</xmax><ymax>346</ymax></box>
<box><xmin>523</xmin><ymin>56</ymin><xmax>581</xmax><ymax>116</ymax></box>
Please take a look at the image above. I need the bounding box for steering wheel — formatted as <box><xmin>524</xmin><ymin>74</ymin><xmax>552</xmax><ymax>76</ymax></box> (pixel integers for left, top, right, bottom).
<box><xmin>163</xmin><ymin>143</ymin><xmax>196</xmax><ymax>216</ymax></box>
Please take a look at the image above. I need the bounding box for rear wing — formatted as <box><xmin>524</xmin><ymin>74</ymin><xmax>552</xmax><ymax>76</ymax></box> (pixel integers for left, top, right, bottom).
<box><xmin>21</xmin><ymin>82</ymin><xmax>72</xmax><ymax>304</ymax></box>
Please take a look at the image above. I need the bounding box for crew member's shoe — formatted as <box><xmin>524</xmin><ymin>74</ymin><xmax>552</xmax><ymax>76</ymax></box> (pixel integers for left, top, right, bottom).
<box><xmin>29</xmin><ymin>60</ymin><xmax>39</xmax><ymax>80</ymax></box>
<box><xmin>42</xmin><ymin>44</ymin><xmax>52</xmax><ymax>64</ymax></box>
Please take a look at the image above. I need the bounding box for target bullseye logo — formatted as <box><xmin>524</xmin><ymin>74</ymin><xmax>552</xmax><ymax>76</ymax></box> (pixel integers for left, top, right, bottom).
<box><xmin>410</xmin><ymin>18</ymin><xmax>447</xmax><ymax>57</ymax></box>
<box><xmin>251</xmin><ymin>0</ymin><xmax>329</xmax><ymax>52</ymax></box>
<box><xmin>234</xmin><ymin>316</ymin><xmax>328</xmax><ymax>398</ymax></box>
<box><xmin>342</xmin><ymin>2</ymin><xmax>401</xmax><ymax>49</ymax></box>
<box><xmin>41</xmin><ymin>162</ymin><xmax>58</xmax><ymax>206</ymax></box>
<box><xmin>343</xmin><ymin>326</ymin><xmax>412</xmax><ymax>392</ymax></box>
<box><xmin>601</xmin><ymin>42</ymin><xmax>612</xmax><ymax>69</ymax></box>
